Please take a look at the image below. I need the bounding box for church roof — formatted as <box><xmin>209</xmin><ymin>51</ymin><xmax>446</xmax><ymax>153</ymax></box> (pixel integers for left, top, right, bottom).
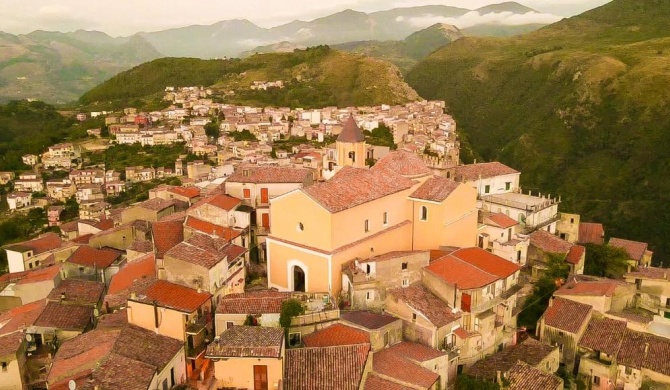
<box><xmin>337</xmin><ymin>115</ymin><xmax>365</xmax><ymax>143</ymax></box>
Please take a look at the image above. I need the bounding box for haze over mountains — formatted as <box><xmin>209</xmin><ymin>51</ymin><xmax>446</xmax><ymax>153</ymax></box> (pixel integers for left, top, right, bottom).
<box><xmin>0</xmin><ymin>1</ymin><xmax>554</xmax><ymax>103</ymax></box>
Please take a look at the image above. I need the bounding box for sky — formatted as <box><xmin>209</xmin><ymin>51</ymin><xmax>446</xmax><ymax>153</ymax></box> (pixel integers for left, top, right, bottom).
<box><xmin>0</xmin><ymin>0</ymin><xmax>611</xmax><ymax>37</ymax></box>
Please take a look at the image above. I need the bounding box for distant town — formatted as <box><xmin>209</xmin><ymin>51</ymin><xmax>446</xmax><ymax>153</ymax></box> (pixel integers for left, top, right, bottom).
<box><xmin>0</xmin><ymin>86</ymin><xmax>665</xmax><ymax>390</ymax></box>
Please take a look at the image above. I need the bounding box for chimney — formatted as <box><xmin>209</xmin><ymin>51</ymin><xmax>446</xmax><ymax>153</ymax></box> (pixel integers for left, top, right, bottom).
<box><xmin>130</xmin><ymin>292</ymin><xmax>137</xmax><ymax>300</ymax></box>
<box><xmin>644</xmin><ymin>342</ymin><xmax>650</xmax><ymax>356</ymax></box>
<box><xmin>60</xmin><ymin>292</ymin><xmax>66</xmax><ymax>301</ymax></box>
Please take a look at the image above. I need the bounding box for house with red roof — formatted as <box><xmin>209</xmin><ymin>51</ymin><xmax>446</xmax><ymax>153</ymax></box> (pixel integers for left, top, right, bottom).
<box><xmin>340</xmin><ymin>310</ymin><xmax>404</xmax><ymax>352</ymax></box>
<box><xmin>368</xmin><ymin>341</ymin><xmax>450</xmax><ymax>389</ymax></box>
<box><xmin>284</xmin><ymin>343</ymin><xmax>371</xmax><ymax>390</ymax></box>
<box><xmin>0</xmin><ymin>264</ymin><xmax>61</xmax><ymax>310</ymax></box>
<box><xmin>554</xmin><ymin>275</ymin><xmax>636</xmax><ymax>314</ymax></box>
<box><xmin>478</xmin><ymin>211</ymin><xmax>530</xmax><ymax>266</ymax></box>
<box><xmin>149</xmin><ymin>184</ymin><xmax>202</xmax><ymax>205</ymax></box>
<box><xmin>214</xmin><ymin>290</ymin><xmax>291</xmax><ymax>331</ymax></box>
<box><xmin>162</xmin><ymin>233</ymin><xmax>247</xmax><ymax>301</ymax></box>
<box><xmin>4</xmin><ymin>232</ymin><xmax>63</xmax><ymax>273</ymax></box>
<box><xmin>62</xmin><ymin>245</ymin><xmax>124</xmax><ymax>286</ymax></box>
<box><xmin>127</xmin><ymin>279</ymin><xmax>213</xmax><ymax>381</ymax></box>
<box><xmin>0</xmin><ymin>333</ymin><xmax>28</xmax><ymax>389</ymax></box>
<box><xmin>422</xmin><ymin>247</ymin><xmax>522</xmax><ymax>367</ymax></box>
<box><xmin>609</xmin><ymin>237</ymin><xmax>653</xmax><ymax>270</ymax></box>
<box><xmin>529</xmin><ymin>230</ymin><xmax>586</xmax><ymax>276</ymax></box>
<box><xmin>452</xmin><ymin>161</ymin><xmax>520</xmax><ymax>196</ymax></box>
<box><xmin>578</xmin><ymin>222</ymin><xmax>605</xmax><ymax>245</ymax></box>
<box><xmin>537</xmin><ymin>297</ymin><xmax>593</xmax><ymax>368</ymax></box>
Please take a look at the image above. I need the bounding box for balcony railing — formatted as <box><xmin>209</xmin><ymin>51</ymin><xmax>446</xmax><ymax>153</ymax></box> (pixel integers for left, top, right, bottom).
<box><xmin>524</xmin><ymin>214</ymin><xmax>561</xmax><ymax>232</ymax></box>
<box><xmin>481</xmin><ymin>194</ymin><xmax>559</xmax><ymax>213</ymax></box>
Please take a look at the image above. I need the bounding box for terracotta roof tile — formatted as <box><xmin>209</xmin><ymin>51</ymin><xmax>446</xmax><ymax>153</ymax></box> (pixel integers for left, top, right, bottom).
<box><xmin>609</xmin><ymin>237</ymin><xmax>649</xmax><ymax>261</ymax></box>
<box><xmin>104</xmin><ymin>276</ymin><xmax>156</xmax><ymax>310</ymax></box>
<box><xmin>165</xmin><ymin>233</ymin><xmax>245</xmax><ymax>269</ymax></box>
<box><xmin>340</xmin><ymin>310</ymin><xmax>400</xmax><ymax>330</ymax></box>
<box><xmin>451</xmin><ymin>247</ymin><xmax>520</xmax><ymax>279</ymax></box>
<box><xmin>132</xmin><ymin>279</ymin><xmax>211</xmax><ymax>313</ymax></box>
<box><xmin>151</xmin><ymin>216</ymin><xmax>185</xmax><ymax>259</ymax></box>
<box><xmin>0</xmin><ymin>263</ymin><xmax>60</xmax><ymax>285</ymax></box>
<box><xmin>90</xmin><ymin>352</ymin><xmax>156</xmax><ymax>390</ymax></box>
<box><xmin>372</xmin><ymin>150</ymin><xmax>432</xmax><ymax>177</ymax></box>
<box><xmin>468</xmin><ymin>338</ymin><xmax>557</xmax><ymax>380</ymax></box>
<box><xmin>617</xmin><ymin>329</ymin><xmax>648</xmax><ymax>370</ymax></box>
<box><xmin>625</xmin><ymin>266</ymin><xmax>670</xmax><ymax>281</ymax></box>
<box><xmin>373</xmin><ymin>343</ymin><xmax>439</xmax><ymax>388</ymax></box>
<box><xmin>485</xmin><ymin>212</ymin><xmax>519</xmax><ymax>229</ymax></box>
<box><xmin>185</xmin><ymin>216</ymin><xmax>243</xmax><ymax>241</ymax></box>
<box><xmin>506</xmin><ymin>361</ymin><xmax>562</xmax><ymax>390</ymax></box>
<box><xmin>48</xmin><ymin>279</ymin><xmax>105</xmax><ymax>306</ymax></box>
<box><xmin>554</xmin><ymin>278</ymin><xmax>619</xmax><ymax>297</ymax></box>
<box><xmin>303</xmin><ymin>323</ymin><xmax>370</xmax><ymax>347</ymax></box>
<box><xmin>168</xmin><ymin>186</ymin><xmax>201</xmax><ymax>199</ymax></box>
<box><xmin>530</xmin><ymin>230</ymin><xmax>572</xmax><ymax>254</ymax></box>
<box><xmin>4</xmin><ymin>232</ymin><xmax>62</xmax><ymax>254</ymax></box>
<box><xmin>127</xmin><ymin>239</ymin><xmax>153</xmax><ymax>253</ymax></box>
<box><xmin>0</xmin><ymin>332</ymin><xmax>24</xmax><ymax>358</ymax></box>
<box><xmin>409</xmin><ymin>176</ymin><xmax>461</xmax><ymax>202</ymax></box>
<box><xmin>358</xmin><ymin>250</ymin><xmax>428</xmax><ymax>264</ymax></box>
<box><xmin>284</xmin><ymin>344</ymin><xmax>370</xmax><ymax>390</ymax></box>
<box><xmin>642</xmin><ymin>333</ymin><xmax>670</xmax><ymax>376</ymax></box>
<box><xmin>364</xmin><ymin>373</ymin><xmax>415</xmax><ymax>390</ymax></box>
<box><xmin>34</xmin><ymin>301</ymin><xmax>93</xmax><ymax>330</ymax></box>
<box><xmin>388</xmin><ymin>341</ymin><xmax>445</xmax><ymax>362</ymax></box>
<box><xmin>114</xmin><ymin>325</ymin><xmax>184</xmax><ymax>371</ymax></box>
<box><xmin>425</xmin><ymin>254</ymin><xmax>498</xmax><ymax>290</ymax></box>
<box><xmin>71</xmin><ymin>234</ymin><xmax>93</xmax><ymax>244</ymax></box>
<box><xmin>94</xmin><ymin>218</ymin><xmax>115</xmax><ymax>231</ymax></box>
<box><xmin>227</xmin><ymin>165</ymin><xmax>312</xmax><ymax>184</ymax></box>
<box><xmin>97</xmin><ymin>309</ymin><xmax>129</xmax><ymax>330</ymax></box>
<box><xmin>565</xmin><ymin>245</ymin><xmax>585</xmax><ymax>265</ymax></box>
<box><xmin>337</xmin><ymin>115</ymin><xmax>365</xmax><ymax>143</ymax></box>
<box><xmin>136</xmin><ymin>197</ymin><xmax>176</xmax><ymax>211</ymax></box>
<box><xmin>578</xmin><ymin>317</ymin><xmax>627</xmax><ymax>355</ymax></box>
<box><xmin>191</xmin><ymin>193</ymin><xmax>240</xmax><ymax>211</ymax></box>
<box><xmin>454</xmin><ymin>161</ymin><xmax>519</xmax><ymax>181</ymax></box>
<box><xmin>216</xmin><ymin>291</ymin><xmax>291</xmax><ymax>314</ymax></box>
<box><xmin>387</xmin><ymin>285</ymin><xmax>459</xmax><ymax>327</ymax></box>
<box><xmin>578</xmin><ymin>223</ymin><xmax>604</xmax><ymax>245</ymax></box>
<box><xmin>543</xmin><ymin>297</ymin><xmax>592</xmax><ymax>334</ymax></box>
<box><xmin>303</xmin><ymin>166</ymin><xmax>414</xmax><ymax>213</ymax></box>
<box><xmin>108</xmin><ymin>254</ymin><xmax>156</xmax><ymax>294</ymax></box>
<box><xmin>66</xmin><ymin>246</ymin><xmax>122</xmax><ymax>268</ymax></box>
<box><xmin>47</xmin><ymin>329</ymin><xmax>120</xmax><ymax>385</ymax></box>
<box><xmin>0</xmin><ymin>300</ymin><xmax>46</xmax><ymax>336</ymax></box>
<box><xmin>206</xmin><ymin>326</ymin><xmax>283</xmax><ymax>358</ymax></box>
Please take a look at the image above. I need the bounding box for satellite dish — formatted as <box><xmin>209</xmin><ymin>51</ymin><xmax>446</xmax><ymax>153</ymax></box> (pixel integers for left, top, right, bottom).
<box><xmin>68</xmin><ymin>380</ymin><xmax>76</xmax><ymax>390</ymax></box>
<box><xmin>93</xmin><ymin>308</ymin><xmax>100</xmax><ymax>317</ymax></box>
<box><xmin>25</xmin><ymin>334</ymin><xmax>33</xmax><ymax>342</ymax></box>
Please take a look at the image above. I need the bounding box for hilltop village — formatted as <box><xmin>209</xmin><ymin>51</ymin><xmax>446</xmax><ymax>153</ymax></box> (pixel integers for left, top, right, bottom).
<box><xmin>0</xmin><ymin>87</ymin><xmax>666</xmax><ymax>390</ymax></box>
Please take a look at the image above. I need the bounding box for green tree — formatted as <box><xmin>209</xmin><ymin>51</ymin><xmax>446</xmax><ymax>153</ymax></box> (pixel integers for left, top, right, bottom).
<box><xmin>204</xmin><ymin>122</ymin><xmax>220</xmax><ymax>139</ymax></box>
<box><xmin>455</xmin><ymin>375</ymin><xmax>500</xmax><ymax>390</ymax></box>
<box><xmin>518</xmin><ymin>253</ymin><xmax>570</xmax><ymax>331</ymax></box>
<box><xmin>279</xmin><ymin>298</ymin><xmax>305</xmax><ymax>347</ymax></box>
<box><xmin>231</xmin><ymin>130</ymin><xmax>258</xmax><ymax>142</ymax></box>
<box><xmin>583</xmin><ymin>243</ymin><xmax>629</xmax><ymax>279</ymax></box>
<box><xmin>62</xmin><ymin>197</ymin><xmax>79</xmax><ymax>221</ymax></box>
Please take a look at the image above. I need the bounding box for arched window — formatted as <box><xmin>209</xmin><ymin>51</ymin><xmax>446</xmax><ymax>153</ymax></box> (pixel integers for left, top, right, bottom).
<box><xmin>420</xmin><ymin>206</ymin><xmax>428</xmax><ymax>221</ymax></box>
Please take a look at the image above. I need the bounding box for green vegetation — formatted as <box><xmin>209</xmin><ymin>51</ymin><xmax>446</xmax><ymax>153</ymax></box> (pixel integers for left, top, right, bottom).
<box><xmin>0</xmin><ymin>208</ymin><xmax>50</xmax><ymax>272</ymax></box>
<box><xmin>80</xmin><ymin>46</ymin><xmax>418</xmax><ymax>109</ymax></box>
<box><xmin>455</xmin><ymin>375</ymin><xmax>500</xmax><ymax>390</ymax></box>
<box><xmin>85</xmin><ymin>143</ymin><xmax>197</xmax><ymax>173</ymax></box>
<box><xmin>583</xmin><ymin>244</ymin><xmax>630</xmax><ymax>279</ymax></box>
<box><xmin>406</xmin><ymin>0</ymin><xmax>670</xmax><ymax>263</ymax></box>
<box><xmin>279</xmin><ymin>298</ymin><xmax>305</xmax><ymax>347</ymax></box>
<box><xmin>364</xmin><ymin>123</ymin><xmax>396</xmax><ymax>149</ymax></box>
<box><xmin>230</xmin><ymin>130</ymin><xmax>258</xmax><ymax>142</ymax></box>
<box><xmin>518</xmin><ymin>254</ymin><xmax>570</xmax><ymax>332</ymax></box>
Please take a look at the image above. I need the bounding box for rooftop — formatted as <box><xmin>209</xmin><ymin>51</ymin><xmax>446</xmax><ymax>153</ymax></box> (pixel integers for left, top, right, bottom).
<box><xmin>409</xmin><ymin>176</ymin><xmax>461</xmax><ymax>202</ymax></box>
<box><xmin>0</xmin><ymin>263</ymin><xmax>60</xmax><ymax>286</ymax></box>
<box><xmin>372</xmin><ymin>343</ymin><xmax>440</xmax><ymax>389</ymax></box>
<box><xmin>340</xmin><ymin>310</ymin><xmax>400</xmax><ymax>330</ymax></box>
<box><xmin>206</xmin><ymin>326</ymin><xmax>283</xmax><ymax>358</ymax></box>
<box><xmin>227</xmin><ymin>165</ymin><xmax>312</xmax><ymax>184</ymax></box>
<box><xmin>372</xmin><ymin>150</ymin><xmax>432</xmax><ymax>178</ymax></box>
<box><xmin>425</xmin><ymin>254</ymin><xmax>498</xmax><ymax>290</ymax></box>
<box><xmin>468</xmin><ymin>338</ymin><xmax>557</xmax><ymax>380</ymax></box>
<box><xmin>66</xmin><ymin>246</ymin><xmax>122</xmax><ymax>269</ymax></box>
<box><xmin>609</xmin><ymin>237</ymin><xmax>649</xmax><ymax>261</ymax></box>
<box><xmin>358</xmin><ymin>250</ymin><xmax>428</xmax><ymax>264</ymax></box>
<box><xmin>151</xmin><ymin>216</ymin><xmax>185</xmax><ymax>259</ymax></box>
<box><xmin>578</xmin><ymin>222</ymin><xmax>605</xmax><ymax>245</ymax></box>
<box><xmin>165</xmin><ymin>233</ymin><xmax>245</xmax><ymax>269</ymax></box>
<box><xmin>191</xmin><ymin>193</ymin><xmax>241</xmax><ymax>211</ymax></box>
<box><xmin>216</xmin><ymin>291</ymin><xmax>291</xmax><ymax>314</ymax></box>
<box><xmin>90</xmin><ymin>352</ymin><xmax>156</xmax><ymax>390</ymax></box>
<box><xmin>578</xmin><ymin>317</ymin><xmax>627</xmax><ymax>356</ymax></box>
<box><xmin>450</xmin><ymin>247</ymin><xmax>520</xmax><ymax>279</ymax></box>
<box><xmin>284</xmin><ymin>344</ymin><xmax>370</xmax><ymax>390</ymax></box>
<box><xmin>4</xmin><ymin>232</ymin><xmax>62</xmax><ymax>254</ymax></box>
<box><xmin>454</xmin><ymin>161</ymin><xmax>519</xmax><ymax>181</ymax></box>
<box><xmin>135</xmin><ymin>197</ymin><xmax>176</xmax><ymax>211</ymax></box>
<box><xmin>484</xmin><ymin>212</ymin><xmax>519</xmax><ymax>229</ymax></box>
<box><xmin>530</xmin><ymin>230</ymin><xmax>572</xmax><ymax>254</ymax></box>
<box><xmin>303</xmin><ymin>323</ymin><xmax>370</xmax><ymax>348</ymax></box>
<box><xmin>0</xmin><ymin>330</ymin><xmax>25</xmax><ymax>358</ymax></box>
<box><xmin>48</xmin><ymin>279</ymin><xmax>105</xmax><ymax>306</ymax></box>
<box><xmin>131</xmin><ymin>279</ymin><xmax>211</xmax><ymax>313</ymax></box>
<box><xmin>543</xmin><ymin>297</ymin><xmax>592</xmax><ymax>334</ymax></box>
<box><xmin>0</xmin><ymin>300</ymin><xmax>46</xmax><ymax>336</ymax></box>
<box><xmin>34</xmin><ymin>301</ymin><xmax>92</xmax><ymax>331</ymax></box>
<box><xmin>304</xmin><ymin>166</ymin><xmax>414</xmax><ymax>213</ymax></box>
<box><xmin>364</xmin><ymin>374</ymin><xmax>415</xmax><ymax>390</ymax></box>
<box><xmin>625</xmin><ymin>266</ymin><xmax>670</xmax><ymax>281</ymax></box>
<box><xmin>107</xmin><ymin>254</ymin><xmax>156</xmax><ymax>295</ymax></box>
<box><xmin>506</xmin><ymin>361</ymin><xmax>562</xmax><ymax>390</ymax></box>
<box><xmin>565</xmin><ymin>245</ymin><xmax>585</xmax><ymax>265</ymax></box>
<box><xmin>185</xmin><ymin>216</ymin><xmax>243</xmax><ymax>241</ymax></box>
<box><xmin>337</xmin><ymin>115</ymin><xmax>365</xmax><ymax>143</ymax></box>
<box><xmin>387</xmin><ymin>285</ymin><xmax>459</xmax><ymax>327</ymax></box>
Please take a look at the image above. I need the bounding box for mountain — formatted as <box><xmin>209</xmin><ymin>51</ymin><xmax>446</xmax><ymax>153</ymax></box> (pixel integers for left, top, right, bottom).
<box><xmin>331</xmin><ymin>23</ymin><xmax>463</xmax><ymax>71</ymax></box>
<box><xmin>80</xmin><ymin>46</ymin><xmax>418</xmax><ymax>109</ymax></box>
<box><xmin>0</xmin><ymin>31</ymin><xmax>162</xmax><ymax>103</ymax></box>
<box><xmin>406</xmin><ymin>0</ymin><xmax>670</xmax><ymax>262</ymax></box>
<box><xmin>475</xmin><ymin>2</ymin><xmax>536</xmax><ymax>14</ymax></box>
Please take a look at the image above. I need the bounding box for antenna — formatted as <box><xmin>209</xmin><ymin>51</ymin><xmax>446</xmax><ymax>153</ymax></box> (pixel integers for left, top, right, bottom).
<box><xmin>68</xmin><ymin>380</ymin><xmax>77</xmax><ymax>390</ymax></box>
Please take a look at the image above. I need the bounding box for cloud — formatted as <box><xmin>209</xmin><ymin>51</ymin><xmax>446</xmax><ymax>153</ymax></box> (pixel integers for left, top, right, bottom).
<box><xmin>37</xmin><ymin>5</ymin><xmax>71</xmax><ymax>16</ymax></box>
<box><xmin>407</xmin><ymin>11</ymin><xmax>562</xmax><ymax>29</ymax></box>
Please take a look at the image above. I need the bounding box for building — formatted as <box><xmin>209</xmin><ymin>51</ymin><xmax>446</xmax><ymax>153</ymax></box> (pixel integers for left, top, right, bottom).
<box><xmin>578</xmin><ymin>222</ymin><xmax>605</xmax><ymax>245</ymax></box>
<box><xmin>3</xmin><ymin>233</ymin><xmax>63</xmax><ymax>273</ymax></box>
<box><xmin>537</xmin><ymin>297</ymin><xmax>593</xmax><ymax>368</ymax></box>
<box><xmin>529</xmin><ymin>230</ymin><xmax>586</xmax><ymax>276</ymax></box>
<box><xmin>453</xmin><ymin>161</ymin><xmax>520</xmax><ymax>196</ymax></box>
<box><xmin>206</xmin><ymin>326</ymin><xmax>284</xmax><ymax>390</ymax></box>
<box><xmin>6</xmin><ymin>191</ymin><xmax>32</xmax><ymax>210</ymax></box>
<box><xmin>340</xmin><ymin>310</ymin><xmax>403</xmax><ymax>352</ymax></box>
<box><xmin>0</xmin><ymin>264</ymin><xmax>61</xmax><ymax>310</ymax></box>
<box><xmin>284</xmin><ymin>343</ymin><xmax>371</xmax><ymax>390</ymax></box>
<box><xmin>609</xmin><ymin>237</ymin><xmax>653</xmax><ymax>270</ymax></box>
<box><xmin>0</xmin><ymin>333</ymin><xmax>27</xmax><ymax>390</ymax></box>
<box><xmin>477</xmin><ymin>211</ymin><xmax>530</xmax><ymax>266</ymax></box>
<box><xmin>215</xmin><ymin>291</ymin><xmax>291</xmax><ymax>331</ymax></box>
<box><xmin>336</xmin><ymin>115</ymin><xmax>367</xmax><ymax>169</ymax></box>
<box><xmin>62</xmin><ymin>246</ymin><xmax>124</xmax><ymax>286</ymax></box>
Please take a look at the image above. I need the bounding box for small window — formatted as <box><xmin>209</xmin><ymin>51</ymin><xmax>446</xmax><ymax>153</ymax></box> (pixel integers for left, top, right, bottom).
<box><xmin>412</xmin><ymin>313</ymin><xmax>417</xmax><ymax>322</ymax></box>
<box><xmin>593</xmin><ymin>376</ymin><xmax>600</xmax><ymax>385</ymax></box>
<box><xmin>366</xmin><ymin>264</ymin><xmax>371</xmax><ymax>275</ymax></box>
<box><xmin>366</xmin><ymin>291</ymin><xmax>373</xmax><ymax>301</ymax></box>
<box><xmin>402</xmin><ymin>278</ymin><xmax>409</xmax><ymax>287</ymax></box>
<box><xmin>383</xmin><ymin>212</ymin><xmax>388</xmax><ymax>225</ymax></box>
<box><xmin>364</xmin><ymin>219</ymin><xmax>370</xmax><ymax>233</ymax></box>
<box><xmin>226</xmin><ymin>321</ymin><xmax>234</xmax><ymax>329</ymax></box>
<box><xmin>384</xmin><ymin>331</ymin><xmax>389</xmax><ymax>346</ymax></box>
<box><xmin>625</xmin><ymin>366</ymin><xmax>632</xmax><ymax>375</ymax></box>
<box><xmin>505</xmin><ymin>182</ymin><xmax>511</xmax><ymax>191</ymax></box>
<box><xmin>1</xmin><ymin>362</ymin><xmax>6</xmax><ymax>372</ymax></box>
<box><xmin>35</xmin><ymin>260</ymin><xmax>40</xmax><ymax>267</ymax></box>
<box><xmin>484</xmin><ymin>185</ymin><xmax>490</xmax><ymax>194</ymax></box>
<box><xmin>29</xmin><ymin>263</ymin><xmax>33</xmax><ymax>269</ymax></box>
<box><xmin>558</xmin><ymin>331</ymin><xmax>564</xmax><ymax>337</ymax></box>
<box><xmin>570</xmin><ymin>218</ymin><xmax>575</xmax><ymax>223</ymax></box>
<box><xmin>558</xmin><ymin>343</ymin><xmax>564</xmax><ymax>353</ymax></box>
<box><xmin>297</xmin><ymin>222</ymin><xmax>304</xmax><ymax>232</ymax></box>
<box><xmin>401</xmin><ymin>262</ymin><xmax>408</xmax><ymax>270</ymax></box>
<box><xmin>289</xmin><ymin>332</ymin><xmax>301</xmax><ymax>347</ymax></box>
<box><xmin>420</xmin><ymin>206</ymin><xmax>428</xmax><ymax>221</ymax></box>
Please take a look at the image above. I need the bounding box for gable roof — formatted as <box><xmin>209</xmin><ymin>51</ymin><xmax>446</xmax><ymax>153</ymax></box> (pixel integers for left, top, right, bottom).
<box><xmin>151</xmin><ymin>215</ymin><xmax>185</xmax><ymax>259</ymax></box>
<box><xmin>114</xmin><ymin>325</ymin><xmax>184</xmax><ymax>371</ymax></box>
<box><xmin>625</xmin><ymin>266</ymin><xmax>670</xmax><ymax>281</ymax></box>
<box><xmin>372</xmin><ymin>150</ymin><xmax>432</xmax><ymax>177</ymax></box>
<box><xmin>48</xmin><ymin>279</ymin><xmax>105</xmax><ymax>306</ymax></box>
<box><xmin>216</xmin><ymin>291</ymin><xmax>291</xmax><ymax>314</ymax></box>
<box><xmin>303</xmin><ymin>323</ymin><xmax>370</xmax><ymax>348</ymax></box>
<box><xmin>206</xmin><ymin>326</ymin><xmax>283</xmax><ymax>358</ymax></box>
<box><xmin>66</xmin><ymin>246</ymin><xmax>122</xmax><ymax>269</ymax></box>
<box><xmin>4</xmin><ymin>232</ymin><xmax>62</xmax><ymax>254</ymax></box>
<box><xmin>565</xmin><ymin>245</ymin><xmax>585</xmax><ymax>265</ymax></box>
<box><xmin>387</xmin><ymin>285</ymin><xmax>459</xmax><ymax>328</ymax></box>
<box><xmin>425</xmin><ymin>254</ymin><xmax>498</xmax><ymax>290</ymax></box>
<box><xmin>90</xmin><ymin>352</ymin><xmax>156</xmax><ymax>390</ymax></box>
<box><xmin>108</xmin><ymin>254</ymin><xmax>156</xmax><ymax>294</ymax></box>
<box><xmin>34</xmin><ymin>301</ymin><xmax>92</xmax><ymax>331</ymax></box>
<box><xmin>530</xmin><ymin>230</ymin><xmax>572</xmax><ymax>254</ymax></box>
<box><xmin>303</xmin><ymin>166</ymin><xmax>414</xmax><ymax>213</ymax></box>
<box><xmin>450</xmin><ymin>247</ymin><xmax>520</xmax><ymax>279</ymax></box>
<box><xmin>185</xmin><ymin>216</ymin><xmax>243</xmax><ymax>241</ymax></box>
<box><xmin>409</xmin><ymin>176</ymin><xmax>461</xmax><ymax>202</ymax></box>
<box><xmin>468</xmin><ymin>338</ymin><xmax>557</xmax><ymax>380</ymax></box>
<box><xmin>554</xmin><ymin>277</ymin><xmax>621</xmax><ymax>298</ymax></box>
<box><xmin>340</xmin><ymin>310</ymin><xmax>400</xmax><ymax>330</ymax></box>
<box><xmin>0</xmin><ymin>331</ymin><xmax>25</xmax><ymax>358</ymax></box>
<box><xmin>0</xmin><ymin>263</ymin><xmax>60</xmax><ymax>286</ymax></box>
<box><xmin>337</xmin><ymin>115</ymin><xmax>365</xmax><ymax>143</ymax></box>
<box><xmin>0</xmin><ymin>300</ymin><xmax>46</xmax><ymax>336</ymax></box>
<box><xmin>364</xmin><ymin>373</ymin><xmax>415</xmax><ymax>390</ymax></box>
<box><xmin>284</xmin><ymin>344</ymin><xmax>370</xmax><ymax>390</ymax></box>
<box><xmin>609</xmin><ymin>237</ymin><xmax>649</xmax><ymax>261</ymax></box>
<box><xmin>578</xmin><ymin>317</ymin><xmax>627</xmax><ymax>356</ymax></box>
<box><xmin>542</xmin><ymin>297</ymin><xmax>592</xmax><ymax>334</ymax></box>
<box><xmin>132</xmin><ymin>279</ymin><xmax>211</xmax><ymax>313</ymax></box>
<box><xmin>372</xmin><ymin>343</ymin><xmax>440</xmax><ymax>389</ymax></box>
<box><xmin>167</xmin><ymin>185</ymin><xmax>200</xmax><ymax>199</ymax></box>
<box><xmin>191</xmin><ymin>193</ymin><xmax>240</xmax><ymax>211</ymax></box>
<box><xmin>227</xmin><ymin>165</ymin><xmax>312</xmax><ymax>184</ymax></box>
<box><xmin>506</xmin><ymin>361</ymin><xmax>562</xmax><ymax>390</ymax></box>
<box><xmin>578</xmin><ymin>222</ymin><xmax>604</xmax><ymax>245</ymax></box>
<box><xmin>454</xmin><ymin>161</ymin><xmax>519</xmax><ymax>181</ymax></box>
<box><xmin>165</xmin><ymin>233</ymin><xmax>245</xmax><ymax>269</ymax></box>
<box><xmin>485</xmin><ymin>212</ymin><xmax>519</xmax><ymax>229</ymax></box>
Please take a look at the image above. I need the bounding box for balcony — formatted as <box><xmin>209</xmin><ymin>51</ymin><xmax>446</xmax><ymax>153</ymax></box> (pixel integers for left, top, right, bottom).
<box><xmin>524</xmin><ymin>214</ymin><xmax>561</xmax><ymax>232</ymax></box>
<box><xmin>255</xmin><ymin>226</ymin><xmax>271</xmax><ymax>236</ymax></box>
<box><xmin>186</xmin><ymin>314</ymin><xmax>212</xmax><ymax>335</ymax></box>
